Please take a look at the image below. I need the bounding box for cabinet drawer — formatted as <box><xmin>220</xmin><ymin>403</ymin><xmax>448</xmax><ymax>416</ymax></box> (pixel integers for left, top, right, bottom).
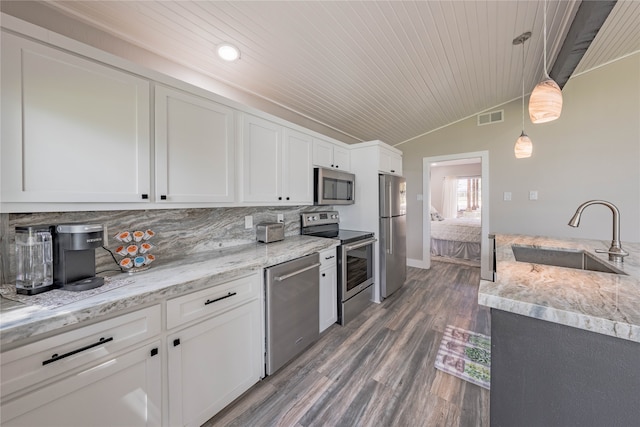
<box><xmin>0</xmin><ymin>305</ymin><xmax>161</xmax><ymax>399</ymax></box>
<box><xmin>319</xmin><ymin>247</ymin><xmax>337</xmax><ymax>270</ymax></box>
<box><xmin>166</xmin><ymin>273</ymin><xmax>261</xmax><ymax>330</ymax></box>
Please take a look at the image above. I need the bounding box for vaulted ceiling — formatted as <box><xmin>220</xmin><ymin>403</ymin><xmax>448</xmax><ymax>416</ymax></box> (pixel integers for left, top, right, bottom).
<box><xmin>4</xmin><ymin>1</ymin><xmax>639</xmax><ymax>145</ymax></box>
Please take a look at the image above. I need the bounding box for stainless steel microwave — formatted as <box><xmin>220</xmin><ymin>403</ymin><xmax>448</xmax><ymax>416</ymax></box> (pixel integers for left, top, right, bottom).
<box><xmin>314</xmin><ymin>167</ymin><xmax>355</xmax><ymax>205</ymax></box>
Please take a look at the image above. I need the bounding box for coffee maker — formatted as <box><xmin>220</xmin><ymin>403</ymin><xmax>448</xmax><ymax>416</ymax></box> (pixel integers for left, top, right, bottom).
<box><xmin>52</xmin><ymin>223</ymin><xmax>105</xmax><ymax>291</ymax></box>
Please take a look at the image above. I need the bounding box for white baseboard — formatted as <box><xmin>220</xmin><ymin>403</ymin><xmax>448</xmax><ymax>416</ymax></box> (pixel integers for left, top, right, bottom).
<box><xmin>407</xmin><ymin>258</ymin><xmax>429</xmax><ymax>269</ymax></box>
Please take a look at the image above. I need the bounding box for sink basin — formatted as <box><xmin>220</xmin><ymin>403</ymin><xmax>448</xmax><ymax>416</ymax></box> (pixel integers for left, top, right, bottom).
<box><xmin>511</xmin><ymin>245</ymin><xmax>626</xmax><ymax>275</ymax></box>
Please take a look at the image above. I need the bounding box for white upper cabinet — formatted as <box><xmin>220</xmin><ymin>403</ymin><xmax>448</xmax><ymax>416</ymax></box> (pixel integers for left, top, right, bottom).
<box><xmin>1</xmin><ymin>33</ymin><xmax>151</xmax><ymax>204</ymax></box>
<box><xmin>312</xmin><ymin>138</ymin><xmax>351</xmax><ymax>171</ymax></box>
<box><xmin>155</xmin><ymin>85</ymin><xmax>236</xmax><ymax>203</ymax></box>
<box><xmin>242</xmin><ymin>114</ymin><xmax>282</xmax><ymax>203</ymax></box>
<box><xmin>379</xmin><ymin>146</ymin><xmax>403</xmax><ymax>176</ymax></box>
<box><xmin>241</xmin><ymin>114</ymin><xmax>312</xmax><ymax>204</ymax></box>
<box><xmin>282</xmin><ymin>129</ymin><xmax>313</xmax><ymax>204</ymax></box>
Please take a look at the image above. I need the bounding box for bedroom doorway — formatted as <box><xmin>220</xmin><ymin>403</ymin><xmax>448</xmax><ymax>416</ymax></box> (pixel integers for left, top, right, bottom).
<box><xmin>422</xmin><ymin>151</ymin><xmax>491</xmax><ymax>281</ymax></box>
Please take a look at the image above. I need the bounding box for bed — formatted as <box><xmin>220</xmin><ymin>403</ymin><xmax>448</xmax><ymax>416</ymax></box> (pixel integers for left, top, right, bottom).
<box><xmin>430</xmin><ymin>217</ymin><xmax>481</xmax><ymax>262</ymax></box>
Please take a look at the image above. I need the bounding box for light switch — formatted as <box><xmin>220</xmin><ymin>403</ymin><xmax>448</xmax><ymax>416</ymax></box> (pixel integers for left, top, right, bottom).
<box><xmin>245</xmin><ymin>216</ymin><xmax>253</xmax><ymax>229</ymax></box>
<box><xmin>503</xmin><ymin>192</ymin><xmax>512</xmax><ymax>201</ymax></box>
<box><xmin>529</xmin><ymin>190</ymin><xmax>538</xmax><ymax>200</ymax></box>
<box><xmin>417</xmin><ymin>194</ymin><xmax>423</xmax><ymax>201</ymax></box>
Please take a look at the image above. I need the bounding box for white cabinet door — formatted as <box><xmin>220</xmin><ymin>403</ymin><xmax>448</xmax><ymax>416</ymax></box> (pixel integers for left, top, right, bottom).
<box><xmin>319</xmin><ymin>265</ymin><xmax>338</xmax><ymax>332</ymax></box>
<box><xmin>155</xmin><ymin>85</ymin><xmax>236</xmax><ymax>203</ymax></box>
<box><xmin>1</xmin><ymin>342</ymin><xmax>162</xmax><ymax>427</ymax></box>
<box><xmin>1</xmin><ymin>33</ymin><xmax>151</xmax><ymax>203</ymax></box>
<box><xmin>319</xmin><ymin>248</ymin><xmax>338</xmax><ymax>332</ymax></box>
<box><xmin>332</xmin><ymin>145</ymin><xmax>351</xmax><ymax>171</ymax></box>
<box><xmin>312</xmin><ymin>138</ymin><xmax>335</xmax><ymax>169</ymax></box>
<box><xmin>242</xmin><ymin>114</ymin><xmax>282</xmax><ymax>203</ymax></box>
<box><xmin>312</xmin><ymin>138</ymin><xmax>351</xmax><ymax>171</ymax></box>
<box><xmin>379</xmin><ymin>148</ymin><xmax>403</xmax><ymax>176</ymax></box>
<box><xmin>242</xmin><ymin>115</ymin><xmax>313</xmax><ymax>204</ymax></box>
<box><xmin>282</xmin><ymin>129</ymin><xmax>313</xmax><ymax>204</ymax></box>
<box><xmin>167</xmin><ymin>300</ymin><xmax>262</xmax><ymax>427</ymax></box>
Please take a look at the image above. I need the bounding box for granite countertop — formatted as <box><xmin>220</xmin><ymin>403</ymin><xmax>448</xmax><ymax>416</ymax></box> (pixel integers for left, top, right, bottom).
<box><xmin>479</xmin><ymin>234</ymin><xmax>640</xmax><ymax>343</ymax></box>
<box><xmin>0</xmin><ymin>235</ymin><xmax>338</xmax><ymax>349</ymax></box>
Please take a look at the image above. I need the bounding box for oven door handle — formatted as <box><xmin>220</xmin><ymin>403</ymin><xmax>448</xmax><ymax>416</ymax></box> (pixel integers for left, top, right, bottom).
<box><xmin>274</xmin><ymin>263</ymin><xmax>321</xmax><ymax>281</ymax></box>
<box><xmin>343</xmin><ymin>238</ymin><xmax>377</xmax><ymax>251</ymax></box>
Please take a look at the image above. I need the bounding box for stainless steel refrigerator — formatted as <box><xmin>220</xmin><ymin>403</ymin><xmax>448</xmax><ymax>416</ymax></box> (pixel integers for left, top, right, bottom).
<box><xmin>379</xmin><ymin>174</ymin><xmax>407</xmax><ymax>298</ymax></box>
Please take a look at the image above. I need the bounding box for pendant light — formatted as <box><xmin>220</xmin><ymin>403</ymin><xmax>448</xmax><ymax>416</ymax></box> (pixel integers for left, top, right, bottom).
<box><xmin>513</xmin><ymin>32</ymin><xmax>533</xmax><ymax>159</ymax></box>
<box><xmin>529</xmin><ymin>0</ymin><xmax>563</xmax><ymax>123</ymax></box>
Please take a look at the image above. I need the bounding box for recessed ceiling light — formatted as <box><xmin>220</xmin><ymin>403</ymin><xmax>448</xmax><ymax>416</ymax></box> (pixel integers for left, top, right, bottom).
<box><xmin>217</xmin><ymin>43</ymin><xmax>240</xmax><ymax>62</ymax></box>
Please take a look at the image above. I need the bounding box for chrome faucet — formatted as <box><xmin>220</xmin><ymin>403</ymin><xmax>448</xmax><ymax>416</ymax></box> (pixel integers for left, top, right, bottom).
<box><xmin>568</xmin><ymin>200</ymin><xmax>629</xmax><ymax>263</ymax></box>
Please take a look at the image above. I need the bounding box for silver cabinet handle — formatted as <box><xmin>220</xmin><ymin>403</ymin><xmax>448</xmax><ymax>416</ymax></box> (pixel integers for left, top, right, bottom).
<box><xmin>274</xmin><ymin>263</ymin><xmax>321</xmax><ymax>281</ymax></box>
<box><xmin>343</xmin><ymin>238</ymin><xmax>377</xmax><ymax>251</ymax></box>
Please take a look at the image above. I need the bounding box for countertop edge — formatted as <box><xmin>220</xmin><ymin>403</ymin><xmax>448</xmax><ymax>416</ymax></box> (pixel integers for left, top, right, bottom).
<box><xmin>478</xmin><ymin>280</ymin><xmax>640</xmax><ymax>343</ymax></box>
<box><xmin>478</xmin><ymin>234</ymin><xmax>640</xmax><ymax>344</ymax></box>
<box><xmin>1</xmin><ymin>236</ymin><xmax>339</xmax><ymax>348</ymax></box>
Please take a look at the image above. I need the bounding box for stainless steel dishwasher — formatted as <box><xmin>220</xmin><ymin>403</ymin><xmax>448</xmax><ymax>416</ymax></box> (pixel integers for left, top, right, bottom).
<box><xmin>265</xmin><ymin>253</ymin><xmax>321</xmax><ymax>375</ymax></box>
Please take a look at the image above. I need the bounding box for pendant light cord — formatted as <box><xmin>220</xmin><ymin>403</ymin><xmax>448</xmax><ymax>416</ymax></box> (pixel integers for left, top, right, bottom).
<box><xmin>521</xmin><ymin>37</ymin><xmax>525</xmax><ymax>132</ymax></box>
<box><xmin>543</xmin><ymin>0</ymin><xmax>549</xmax><ymax>78</ymax></box>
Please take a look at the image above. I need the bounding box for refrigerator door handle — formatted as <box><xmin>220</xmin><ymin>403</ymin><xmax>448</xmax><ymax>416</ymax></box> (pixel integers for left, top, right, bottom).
<box><xmin>389</xmin><ymin>217</ymin><xmax>393</xmax><ymax>254</ymax></box>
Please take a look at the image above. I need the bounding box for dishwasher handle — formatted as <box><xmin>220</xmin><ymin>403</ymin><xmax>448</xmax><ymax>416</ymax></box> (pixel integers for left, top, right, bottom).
<box><xmin>274</xmin><ymin>262</ymin><xmax>321</xmax><ymax>281</ymax></box>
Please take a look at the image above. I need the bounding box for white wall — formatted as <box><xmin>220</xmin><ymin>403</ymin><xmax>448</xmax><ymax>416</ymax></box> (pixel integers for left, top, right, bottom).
<box><xmin>400</xmin><ymin>53</ymin><xmax>640</xmax><ymax>261</ymax></box>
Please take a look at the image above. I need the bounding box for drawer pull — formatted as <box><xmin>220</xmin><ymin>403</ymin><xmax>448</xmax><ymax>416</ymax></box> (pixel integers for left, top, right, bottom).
<box><xmin>204</xmin><ymin>292</ymin><xmax>237</xmax><ymax>306</ymax></box>
<box><xmin>150</xmin><ymin>348</ymin><xmax>159</xmax><ymax>357</ymax></box>
<box><xmin>324</xmin><ymin>255</ymin><xmax>335</xmax><ymax>260</ymax></box>
<box><xmin>42</xmin><ymin>336</ymin><xmax>113</xmax><ymax>366</ymax></box>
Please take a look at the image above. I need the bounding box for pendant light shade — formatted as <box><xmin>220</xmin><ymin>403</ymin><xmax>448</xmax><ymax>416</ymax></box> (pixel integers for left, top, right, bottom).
<box><xmin>514</xmin><ymin>131</ymin><xmax>533</xmax><ymax>158</ymax></box>
<box><xmin>529</xmin><ymin>78</ymin><xmax>563</xmax><ymax>123</ymax></box>
<box><xmin>528</xmin><ymin>0</ymin><xmax>562</xmax><ymax>123</ymax></box>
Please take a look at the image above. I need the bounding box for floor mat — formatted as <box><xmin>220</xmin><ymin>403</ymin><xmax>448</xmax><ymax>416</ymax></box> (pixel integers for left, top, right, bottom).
<box><xmin>434</xmin><ymin>325</ymin><xmax>491</xmax><ymax>389</ymax></box>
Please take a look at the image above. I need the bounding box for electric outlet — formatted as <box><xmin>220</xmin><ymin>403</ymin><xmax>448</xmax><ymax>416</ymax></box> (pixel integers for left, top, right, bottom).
<box><xmin>245</xmin><ymin>216</ymin><xmax>253</xmax><ymax>229</ymax></box>
<box><xmin>417</xmin><ymin>194</ymin><xmax>423</xmax><ymax>201</ymax></box>
<box><xmin>103</xmin><ymin>225</ymin><xmax>108</xmax><ymax>246</ymax></box>
<box><xmin>529</xmin><ymin>190</ymin><xmax>538</xmax><ymax>200</ymax></box>
<box><xmin>277</xmin><ymin>214</ymin><xmax>284</xmax><ymax>223</ymax></box>
<box><xmin>503</xmin><ymin>192</ymin><xmax>512</xmax><ymax>201</ymax></box>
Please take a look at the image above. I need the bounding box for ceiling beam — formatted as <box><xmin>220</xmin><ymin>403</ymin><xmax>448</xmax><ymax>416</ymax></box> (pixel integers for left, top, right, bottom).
<box><xmin>550</xmin><ymin>0</ymin><xmax>617</xmax><ymax>89</ymax></box>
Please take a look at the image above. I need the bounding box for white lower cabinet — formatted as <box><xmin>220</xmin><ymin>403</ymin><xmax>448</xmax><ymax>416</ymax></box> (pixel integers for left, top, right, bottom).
<box><xmin>167</xmin><ymin>299</ymin><xmax>263</xmax><ymax>427</ymax></box>
<box><xmin>1</xmin><ymin>341</ymin><xmax>162</xmax><ymax>427</ymax></box>
<box><xmin>165</xmin><ymin>273</ymin><xmax>263</xmax><ymax>426</ymax></box>
<box><xmin>319</xmin><ymin>248</ymin><xmax>338</xmax><ymax>332</ymax></box>
<box><xmin>0</xmin><ymin>306</ymin><xmax>162</xmax><ymax>426</ymax></box>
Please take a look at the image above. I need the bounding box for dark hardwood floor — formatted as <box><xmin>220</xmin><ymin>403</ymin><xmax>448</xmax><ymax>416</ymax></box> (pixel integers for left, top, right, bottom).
<box><xmin>204</xmin><ymin>261</ymin><xmax>490</xmax><ymax>427</ymax></box>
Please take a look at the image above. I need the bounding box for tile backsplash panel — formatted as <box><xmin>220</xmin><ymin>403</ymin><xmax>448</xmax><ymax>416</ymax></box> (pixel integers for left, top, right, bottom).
<box><xmin>1</xmin><ymin>206</ymin><xmax>325</xmax><ymax>284</ymax></box>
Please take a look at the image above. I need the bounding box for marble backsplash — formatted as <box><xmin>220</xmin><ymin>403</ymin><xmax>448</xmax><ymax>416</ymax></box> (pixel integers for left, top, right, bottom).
<box><xmin>0</xmin><ymin>205</ymin><xmax>326</xmax><ymax>284</ymax></box>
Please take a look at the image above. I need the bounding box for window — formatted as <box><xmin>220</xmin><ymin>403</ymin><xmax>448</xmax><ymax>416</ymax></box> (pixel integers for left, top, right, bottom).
<box><xmin>456</xmin><ymin>177</ymin><xmax>481</xmax><ymax>216</ymax></box>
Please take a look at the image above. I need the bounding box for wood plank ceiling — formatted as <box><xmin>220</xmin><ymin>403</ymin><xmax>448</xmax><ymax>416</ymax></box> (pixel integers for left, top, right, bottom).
<box><xmin>32</xmin><ymin>1</ymin><xmax>640</xmax><ymax>145</ymax></box>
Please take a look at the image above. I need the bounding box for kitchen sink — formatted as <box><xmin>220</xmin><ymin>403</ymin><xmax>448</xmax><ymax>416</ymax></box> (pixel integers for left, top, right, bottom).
<box><xmin>511</xmin><ymin>245</ymin><xmax>626</xmax><ymax>275</ymax></box>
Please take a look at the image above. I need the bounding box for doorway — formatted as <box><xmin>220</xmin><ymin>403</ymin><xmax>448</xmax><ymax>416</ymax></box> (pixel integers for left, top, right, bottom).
<box><xmin>421</xmin><ymin>151</ymin><xmax>491</xmax><ymax>281</ymax></box>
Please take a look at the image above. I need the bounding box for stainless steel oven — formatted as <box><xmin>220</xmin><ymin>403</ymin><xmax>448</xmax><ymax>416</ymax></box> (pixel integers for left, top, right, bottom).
<box><xmin>314</xmin><ymin>168</ymin><xmax>355</xmax><ymax>205</ymax></box>
<box><xmin>301</xmin><ymin>211</ymin><xmax>375</xmax><ymax>325</ymax></box>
